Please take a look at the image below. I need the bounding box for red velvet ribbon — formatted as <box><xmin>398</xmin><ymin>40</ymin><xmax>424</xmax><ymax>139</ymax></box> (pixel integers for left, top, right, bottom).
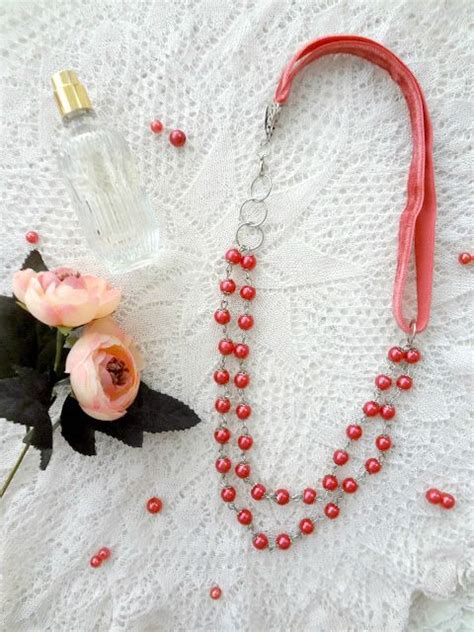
<box><xmin>274</xmin><ymin>35</ymin><xmax>436</xmax><ymax>334</ymax></box>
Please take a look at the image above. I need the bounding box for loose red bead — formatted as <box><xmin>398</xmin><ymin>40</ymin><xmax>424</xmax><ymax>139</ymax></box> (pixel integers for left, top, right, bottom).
<box><xmin>238</xmin><ymin>314</ymin><xmax>254</xmax><ymax>330</ymax></box>
<box><xmin>225</xmin><ymin>248</ymin><xmax>241</xmax><ymax>264</ymax></box>
<box><xmin>441</xmin><ymin>493</ymin><xmax>456</xmax><ymax>509</ymax></box>
<box><xmin>214</xmin><ymin>369</ymin><xmax>230</xmax><ymax>385</ymax></box>
<box><xmin>365</xmin><ymin>458</ymin><xmax>382</xmax><ymax>474</ymax></box>
<box><xmin>220</xmin><ymin>279</ymin><xmax>236</xmax><ymax>294</ymax></box>
<box><xmin>98</xmin><ymin>547</ymin><xmax>111</xmax><ymax>561</ymax></box>
<box><xmin>458</xmin><ymin>252</ymin><xmax>472</xmax><ymax>265</ymax></box>
<box><xmin>375</xmin><ymin>435</ymin><xmax>392</xmax><ymax>451</ymax></box>
<box><xmin>241</xmin><ymin>254</ymin><xmax>256</xmax><ymax>270</ymax></box>
<box><xmin>380</xmin><ymin>404</ymin><xmax>396</xmax><ymax>420</ymax></box>
<box><xmin>375</xmin><ymin>374</ymin><xmax>392</xmax><ymax>390</ymax></box>
<box><xmin>396</xmin><ymin>375</ymin><xmax>413</xmax><ymax>390</ymax></box>
<box><xmin>346</xmin><ymin>424</ymin><xmax>363</xmax><ymax>440</ymax></box>
<box><xmin>214</xmin><ymin>309</ymin><xmax>231</xmax><ymax>325</ymax></box>
<box><xmin>218</xmin><ymin>339</ymin><xmax>234</xmax><ymax>355</ymax></box>
<box><xmin>90</xmin><ymin>555</ymin><xmax>101</xmax><ymax>568</ymax></box>
<box><xmin>234</xmin><ymin>343</ymin><xmax>249</xmax><ymax>359</ymax></box>
<box><xmin>275</xmin><ymin>489</ymin><xmax>290</xmax><ymax>505</ymax></box>
<box><xmin>322</xmin><ymin>474</ymin><xmax>338</xmax><ymax>491</ymax></box>
<box><xmin>210</xmin><ymin>586</ymin><xmax>222</xmax><ymax>600</ymax></box>
<box><xmin>150</xmin><ymin>119</ymin><xmax>163</xmax><ymax>133</ymax></box>
<box><xmin>276</xmin><ymin>533</ymin><xmax>292</xmax><ymax>550</ymax></box>
<box><xmin>251</xmin><ymin>483</ymin><xmax>266</xmax><ymax>500</ymax></box>
<box><xmin>146</xmin><ymin>497</ymin><xmax>163</xmax><ymax>514</ymax></box>
<box><xmin>236</xmin><ymin>403</ymin><xmax>251</xmax><ymax>420</ymax></box>
<box><xmin>363</xmin><ymin>401</ymin><xmax>380</xmax><ymax>417</ymax></box>
<box><xmin>342</xmin><ymin>477</ymin><xmax>358</xmax><ymax>494</ymax></box>
<box><xmin>324</xmin><ymin>503</ymin><xmax>340</xmax><ymax>519</ymax></box>
<box><xmin>215</xmin><ymin>457</ymin><xmax>231</xmax><ymax>474</ymax></box>
<box><xmin>333</xmin><ymin>449</ymin><xmax>349</xmax><ymax>466</ymax></box>
<box><xmin>425</xmin><ymin>488</ymin><xmax>442</xmax><ymax>505</ymax></box>
<box><xmin>299</xmin><ymin>518</ymin><xmax>315</xmax><ymax>535</ymax></box>
<box><xmin>25</xmin><ymin>230</ymin><xmax>39</xmax><ymax>244</ymax></box>
<box><xmin>235</xmin><ymin>462</ymin><xmax>251</xmax><ymax>478</ymax></box>
<box><xmin>405</xmin><ymin>348</ymin><xmax>421</xmax><ymax>364</ymax></box>
<box><xmin>237</xmin><ymin>508</ymin><xmax>253</xmax><ymax>525</ymax></box>
<box><xmin>215</xmin><ymin>397</ymin><xmax>231</xmax><ymax>414</ymax></box>
<box><xmin>240</xmin><ymin>285</ymin><xmax>256</xmax><ymax>301</ymax></box>
<box><xmin>252</xmin><ymin>533</ymin><xmax>269</xmax><ymax>550</ymax></box>
<box><xmin>388</xmin><ymin>346</ymin><xmax>405</xmax><ymax>363</ymax></box>
<box><xmin>237</xmin><ymin>434</ymin><xmax>253</xmax><ymax>450</ymax></box>
<box><xmin>214</xmin><ymin>427</ymin><xmax>231</xmax><ymax>444</ymax></box>
<box><xmin>303</xmin><ymin>487</ymin><xmax>317</xmax><ymax>504</ymax></box>
<box><xmin>169</xmin><ymin>129</ymin><xmax>186</xmax><ymax>147</ymax></box>
<box><xmin>234</xmin><ymin>372</ymin><xmax>250</xmax><ymax>389</ymax></box>
<box><xmin>221</xmin><ymin>486</ymin><xmax>236</xmax><ymax>502</ymax></box>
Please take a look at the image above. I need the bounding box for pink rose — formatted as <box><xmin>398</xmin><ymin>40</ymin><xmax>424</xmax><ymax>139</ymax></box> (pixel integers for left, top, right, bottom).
<box><xmin>12</xmin><ymin>268</ymin><xmax>121</xmax><ymax>328</ymax></box>
<box><xmin>65</xmin><ymin>317</ymin><xmax>143</xmax><ymax>421</ymax></box>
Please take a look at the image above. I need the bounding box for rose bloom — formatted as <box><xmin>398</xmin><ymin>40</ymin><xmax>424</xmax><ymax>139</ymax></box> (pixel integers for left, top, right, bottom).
<box><xmin>12</xmin><ymin>267</ymin><xmax>121</xmax><ymax>328</ymax></box>
<box><xmin>65</xmin><ymin>317</ymin><xmax>143</xmax><ymax>421</ymax></box>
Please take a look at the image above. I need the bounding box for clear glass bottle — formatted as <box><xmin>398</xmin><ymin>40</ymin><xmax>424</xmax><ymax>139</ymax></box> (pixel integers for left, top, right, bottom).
<box><xmin>51</xmin><ymin>70</ymin><xmax>159</xmax><ymax>272</ymax></box>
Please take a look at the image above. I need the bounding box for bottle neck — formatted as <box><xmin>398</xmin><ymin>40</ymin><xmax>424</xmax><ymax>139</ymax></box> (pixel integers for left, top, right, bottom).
<box><xmin>62</xmin><ymin>108</ymin><xmax>98</xmax><ymax>134</ymax></box>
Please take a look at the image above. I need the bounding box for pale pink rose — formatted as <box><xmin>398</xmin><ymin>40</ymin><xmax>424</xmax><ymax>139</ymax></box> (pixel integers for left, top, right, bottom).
<box><xmin>12</xmin><ymin>268</ymin><xmax>121</xmax><ymax>328</ymax></box>
<box><xmin>65</xmin><ymin>317</ymin><xmax>142</xmax><ymax>421</ymax></box>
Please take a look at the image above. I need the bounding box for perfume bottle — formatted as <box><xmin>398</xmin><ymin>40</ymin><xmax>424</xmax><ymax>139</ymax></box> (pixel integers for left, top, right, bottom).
<box><xmin>51</xmin><ymin>70</ymin><xmax>159</xmax><ymax>272</ymax></box>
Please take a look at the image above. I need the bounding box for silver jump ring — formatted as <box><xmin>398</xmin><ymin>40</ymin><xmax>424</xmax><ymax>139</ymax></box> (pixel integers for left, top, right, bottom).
<box><xmin>407</xmin><ymin>319</ymin><xmax>417</xmax><ymax>346</ymax></box>
<box><xmin>235</xmin><ymin>223</ymin><xmax>265</xmax><ymax>251</ymax></box>
<box><xmin>250</xmin><ymin>174</ymin><xmax>272</xmax><ymax>202</ymax></box>
<box><xmin>239</xmin><ymin>199</ymin><xmax>268</xmax><ymax>227</ymax></box>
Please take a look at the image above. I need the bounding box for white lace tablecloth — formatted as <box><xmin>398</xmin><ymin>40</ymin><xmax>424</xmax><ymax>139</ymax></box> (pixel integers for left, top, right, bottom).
<box><xmin>1</xmin><ymin>1</ymin><xmax>472</xmax><ymax>630</ymax></box>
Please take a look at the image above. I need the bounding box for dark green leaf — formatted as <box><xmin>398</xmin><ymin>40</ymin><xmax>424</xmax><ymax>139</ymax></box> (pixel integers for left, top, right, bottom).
<box><xmin>60</xmin><ymin>396</ymin><xmax>96</xmax><ymax>456</ymax></box>
<box><xmin>21</xmin><ymin>249</ymin><xmax>48</xmax><ymax>272</ymax></box>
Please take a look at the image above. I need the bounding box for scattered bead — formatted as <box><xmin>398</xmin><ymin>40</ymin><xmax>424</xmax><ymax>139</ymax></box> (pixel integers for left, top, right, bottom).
<box><xmin>235</xmin><ymin>462</ymin><xmax>251</xmax><ymax>479</ymax></box>
<box><xmin>405</xmin><ymin>348</ymin><xmax>421</xmax><ymax>364</ymax></box>
<box><xmin>363</xmin><ymin>400</ymin><xmax>380</xmax><ymax>417</ymax></box>
<box><xmin>388</xmin><ymin>346</ymin><xmax>405</xmax><ymax>363</ymax></box>
<box><xmin>150</xmin><ymin>119</ymin><xmax>163</xmax><ymax>133</ymax></box>
<box><xmin>458</xmin><ymin>252</ymin><xmax>472</xmax><ymax>265</ymax></box>
<box><xmin>214</xmin><ymin>427</ymin><xmax>231</xmax><ymax>444</ymax></box>
<box><xmin>90</xmin><ymin>555</ymin><xmax>101</xmax><ymax>568</ymax></box>
<box><xmin>234</xmin><ymin>343</ymin><xmax>249</xmax><ymax>359</ymax></box>
<box><xmin>146</xmin><ymin>497</ymin><xmax>163</xmax><ymax>514</ymax></box>
<box><xmin>396</xmin><ymin>375</ymin><xmax>413</xmax><ymax>390</ymax></box>
<box><xmin>218</xmin><ymin>339</ymin><xmax>234</xmax><ymax>355</ymax></box>
<box><xmin>380</xmin><ymin>404</ymin><xmax>396</xmax><ymax>420</ymax></box>
<box><xmin>240</xmin><ymin>285</ymin><xmax>256</xmax><ymax>300</ymax></box>
<box><xmin>276</xmin><ymin>533</ymin><xmax>292</xmax><ymax>550</ymax></box>
<box><xmin>425</xmin><ymin>488</ymin><xmax>442</xmax><ymax>505</ymax></box>
<box><xmin>322</xmin><ymin>474</ymin><xmax>338</xmax><ymax>491</ymax></box>
<box><xmin>238</xmin><ymin>314</ymin><xmax>254</xmax><ymax>330</ymax></box>
<box><xmin>225</xmin><ymin>248</ymin><xmax>241</xmax><ymax>264</ymax></box>
<box><xmin>214</xmin><ymin>369</ymin><xmax>230</xmax><ymax>385</ymax></box>
<box><xmin>342</xmin><ymin>477</ymin><xmax>358</xmax><ymax>493</ymax></box>
<box><xmin>375</xmin><ymin>374</ymin><xmax>392</xmax><ymax>390</ymax></box>
<box><xmin>299</xmin><ymin>518</ymin><xmax>315</xmax><ymax>535</ymax></box>
<box><xmin>275</xmin><ymin>489</ymin><xmax>290</xmax><ymax>505</ymax></box>
<box><xmin>25</xmin><ymin>230</ymin><xmax>39</xmax><ymax>244</ymax></box>
<box><xmin>251</xmin><ymin>483</ymin><xmax>266</xmax><ymax>500</ymax></box>
<box><xmin>221</xmin><ymin>486</ymin><xmax>236</xmax><ymax>502</ymax></box>
<box><xmin>333</xmin><ymin>449</ymin><xmax>349</xmax><ymax>466</ymax></box>
<box><xmin>324</xmin><ymin>503</ymin><xmax>340</xmax><ymax>519</ymax></box>
<box><xmin>441</xmin><ymin>493</ymin><xmax>456</xmax><ymax>509</ymax></box>
<box><xmin>365</xmin><ymin>458</ymin><xmax>382</xmax><ymax>474</ymax></box>
<box><xmin>241</xmin><ymin>254</ymin><xmax>256</xmax><ymax>270</ymax></box>
<box><xmin>252</xmin><ymin>533</ymin><xmax>269</xmax><ymax>550</ymax></box>
<box><xmin>237</xmin><ymin>508</ymin><xmax>253</xmax><ymax>525</ymax></box>
<box><xmin>220</xmin><ymin>279</ymin><xmax>236</xmax><ymax>294</ymax></box>
<box><xmin>346</xmin><ymin>424</ymin><xmax>363</xmax><ymax>440</ymax></box>
<box><xmin>215</xmin><ymin>457</ymin><xmax>231</xmax><ymax>474</ymax></box>
<box><xmin>210</xmin><ymin>586</ymin><xmax>222</xmax><ymax>600</ymax></box>
<box><xmin>375</xmin><ymin>435</ymin><xmax>392</xmax><ymax>451</ymax></box>
<box><xmin>214</xmin><ymin>309</ymin><xmax>231</xmax><ymax>325</ymax></box>
<box><xmin>215</xmin><ymin>397</ymin><xmax>231</xmax><ymax>414</ymax></box>
<box><xmin>237</xmin><ymin>434</ymin><xmax>253</xmax><ymax>450</ymax></box>
<box><xmin>234</xmin><ymin>371</ymin><xmax>250</xmax><ymax>389</ymax></box>
<box><xmin>236</xmin><ymin>403</ymin><xmax>251</xmax><ymax>420</ymax></box>
<box><xmin>98</xmin><ymin>547</ymin><xmax>111</xmax><ymax>561</ymax></box>
<box><xmin>169</xmin><ymin>129</ymin><xmax>186</xmax><ymax>147</ymax></box>
<box><xmin>303</xmin><ymin>487</ymin><xmax>317</xmax><ymax>504</ymax></box>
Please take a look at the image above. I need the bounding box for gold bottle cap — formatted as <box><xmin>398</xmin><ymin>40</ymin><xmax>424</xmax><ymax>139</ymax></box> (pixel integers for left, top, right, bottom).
<box><xmin>51</xmin><ymin>70</ymin><xmax>92</xmax><ymax>118</ymax></box>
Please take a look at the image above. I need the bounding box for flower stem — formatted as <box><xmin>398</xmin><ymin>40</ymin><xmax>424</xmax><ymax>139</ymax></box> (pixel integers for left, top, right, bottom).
<box><xmin>54</xmin><ymin>329</ymin><xmax>65</xmax><ymax>374</ymax></box>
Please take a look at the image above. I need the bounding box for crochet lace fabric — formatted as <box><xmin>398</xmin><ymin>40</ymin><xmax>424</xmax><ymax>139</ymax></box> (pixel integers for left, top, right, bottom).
<box><xmin>0</xmin><ymin>1</ymin><xmax>472</xmax><ymax>630</ymax></box>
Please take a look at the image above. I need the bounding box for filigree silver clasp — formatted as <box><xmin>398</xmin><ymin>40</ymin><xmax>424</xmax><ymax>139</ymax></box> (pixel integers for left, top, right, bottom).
<box><xmin>264</xmin><ymin>102</ymin><xmax>281</xmax><ymax>142</ymax></box>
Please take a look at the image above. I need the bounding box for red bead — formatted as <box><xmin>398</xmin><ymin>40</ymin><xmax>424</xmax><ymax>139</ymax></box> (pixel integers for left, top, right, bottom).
<box><xmin>235</xmin><ymin>462</ymin><xmax>251</xmax><ymax>478</ymax></box>
<box><xmin>225</xmin><ymin>248</ymin><xmax>241</xmax><ymax>265</ymax></box>
<box><xmin>234</xmin><ymin>343</ymin><xmax>249</xmax><ymax>359</ymax></box>
<box><xmin>214</xmin><ymin>369</ymin><xmax>230</xmax><ymax>385</ymax></box>
<box><xmin>252</xmin><ymin>533</ymin><xmax>269</xmax><ymax>550</ymax></box>
<box><xmin>363</xmin><ymin>401</ymin><xmax>380</xmax><ymax>417</ymax></box>
<box><xmin>215</xmin><ymin>457</ymin><xmax>231</xmax><ymax>473</ymax></box>
<box><xmin>396</xmin><ymin>375</ymin><xmax>413</xmax><ymax>390</ymax></box>
<box><xmin>237</xmin><ymin>434</ymin><xmax>253</xmax><ymax>450</ymax></box>
<box><xmin>365</xmin><ymin>458</ymin><xmax>382</xmax><ymax>474</ymax></box>
<box><xmin>221</xmin><ymin>486</ymin><xmax>236</xmax><ymax>502</ymax></box>
<box><xmin>215</xmin><ymin>397</ymin><xmax>231</xmax><ymax>414</ymax></box>
<box><xmin>150</xmin><ymin>119</ymin><xmax>163</xmax><ymax>133</ymax></box>
<box><xmin>234</xmin><ymin>371</ymin><xmax>250</xmax><ymax>389</ymax></box>
<box><xmin>146</xmin><ymin>497</ymin><xmax>163</xmax><ymax>514</ymax></box>
<box><xmin>210</xmin><ymin>586</ymin><xmax>222</xmax><ymax>600</ymax></box>
<box><xmin>214</xmin><ymin>309</ymin><xmax>231</xmax><ymax>325</ymax></box>
<box><xmin>240</xmin><ymin>285</ymin><xmax>256</xmax><ymax>301</ymax></box>
<box><xmin>214</xmin><ymin>427</ymin><xmax>231</xmax><ymax>444</ymax></box>
<box><xmin>441</xmin><ymin>493</ymin><xmax>456</xmax><ymax>509</ymax></box>
<box><xmin>425</xmin><ymin>488</ymin><xmax>442</xmax><ymax>505</ymax></box>
<box><xmin>25</xmin><ymin>230</ymin><xmax>39</xmax><ymax>244</ymax></box>
<box><xmin>90</xmin><ymin>555</ymin><xmax>101</xmax><ymax>568</ymax></box>
<box><xmin>218</xmin><ymin>339</ymin><xmax>234</xmax><ymax>355</ymax></box>
<box><xmin>405</xmin><ymin>348</ymin><xmax>421</xmax><ymax>364</ymax></box>
<box><xmin>276</xmin><ymin>533</ymin><xmax>292</xmax><ymax>550</ymax></box>
<box><xmin>238</xmin><ymin>314</ymin><xmax>254</xmax><ymax>330</ymax></box>
<box><xmin>388</xmin><ymin>346</ymin><xmax>405</xmax><ymax>363</ymax></box>
<box><xmin>375</xmin><ymin>435</ymin><xmax>392</xmax><ymax>451</ymax></box>
<box><xmin>275</xmin><ymin>489</ymin><xmax>290</xmax><ymax>505</ymax></box>
<box><xmin>380</xmin><ymin>404</ymin><xmax>396</xmax><ymax>420</ymax></box>
<box><xmin>333</xmin><ymin>449</ymin><xmax>349</xmax><ymax>466</ymax></box>
<box><xmin>324</xmin><ymin>503</ymin><xmax>340</xmax><ymax>519</ymax></box>
<box><xmin>342</xmin><ymin>477</ymin><xmax>358</xmax><ymax>494</ymax></box>
<box><xmin>98</xmin><ymin>547</ymin><xmax>111</xmax><ymax>561</ymax></box>
<box><xmin>299</xmin><ymin>518</ymin><xmax>315</xmax><ymax>535</ymax></box>
<box><xmin>251</xmin><ymin>483</ymin><xmax>266</xmax><ymax>500</ymax></box>
<box><xmin>346</xmin><ymin>424</ymin><xmax>363</xmax><ymax>440</ymax></box>
<box><xmin>241</xmin><ymin>254</ymin><xmax>256</xmax><ymax>270</ymax></box>
<box><xmin>322</xmin><ymin>474</ymin><xmax>338</xmax><ymax>491</ymax></box>
<box><xmin>220</xmin><ymin>279</ymin><xmax>236</xmax><ymax>294</ymax></box>
<box><xmin>169</xmin><ymin>129</ymin><xmax>186</xmax><ymax>147</ymax></box>
<box><xmin>303</xmin><ymin>487</ymin><xmax>317</xmax><ymax>504</ymax></box>
<box><xmin>458</xmin><ymin>252</ymin><xmax>472</xmax><ymax>265</ymax></box>
<box><xmin>375</xmin><ymin>374</ymin><xmax>392</xmax><ymax>390</ymax></box>
<box><xmin>236</xmin><ymin>403</ymin><xmax>251</xmax><ymax>420</ymax></box>
<box><xmin>237</xmin><ymin>508</ymin><xmax>253</xmax><ymax>525</ymax></box>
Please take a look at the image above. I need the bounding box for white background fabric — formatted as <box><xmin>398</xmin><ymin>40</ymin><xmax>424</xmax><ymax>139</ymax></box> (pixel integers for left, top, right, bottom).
<box><xmin>0</xmin><ymin>1</ymin><xmax>472</xmax><ymax>630</ymax></box>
